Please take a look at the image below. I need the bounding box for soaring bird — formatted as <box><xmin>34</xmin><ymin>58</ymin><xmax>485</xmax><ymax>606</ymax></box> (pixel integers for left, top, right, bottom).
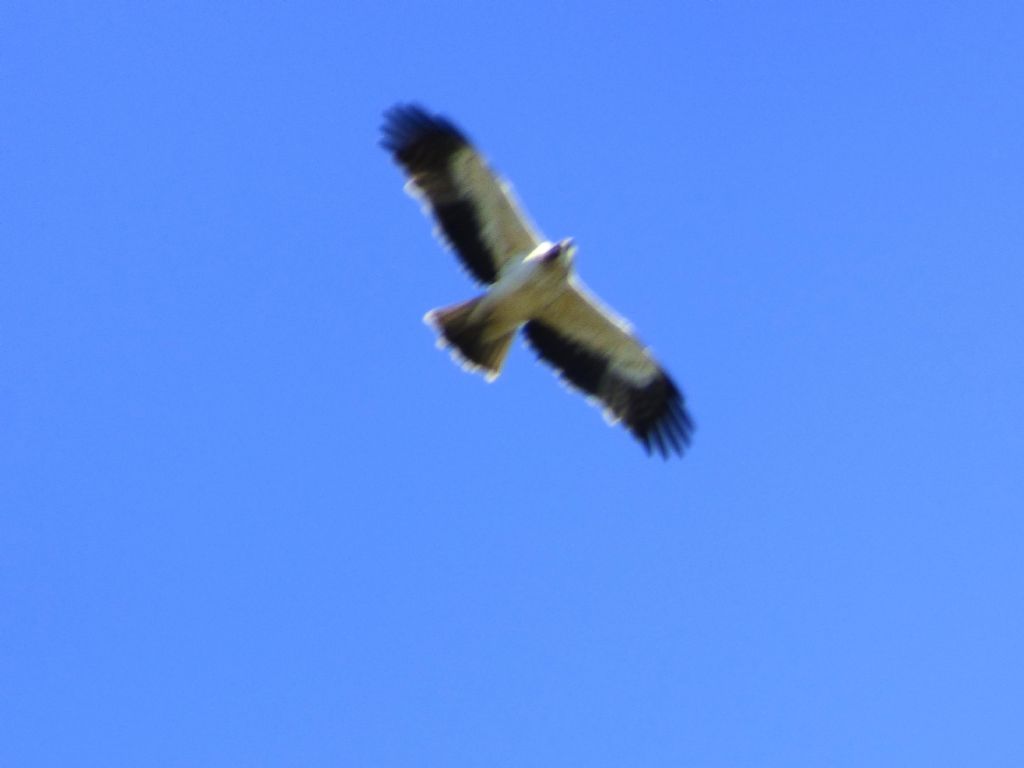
<box><xmin>381</xmin><ymin>104</ymin><xmax>694</xmax><ymax>457</ymax></box>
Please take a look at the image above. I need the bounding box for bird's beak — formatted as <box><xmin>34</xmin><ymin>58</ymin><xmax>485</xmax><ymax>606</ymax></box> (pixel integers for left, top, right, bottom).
<box><xmin>561</xmin><ymin>238</ymin><xmax>576</xmax><ymax>262</ymax></box>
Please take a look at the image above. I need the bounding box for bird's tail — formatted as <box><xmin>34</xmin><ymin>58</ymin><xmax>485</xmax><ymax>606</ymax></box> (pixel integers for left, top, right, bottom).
<box><xmin>424</xmin><ymin>297</ymin><xmax>516</xmax><ymax>382</ymax></box>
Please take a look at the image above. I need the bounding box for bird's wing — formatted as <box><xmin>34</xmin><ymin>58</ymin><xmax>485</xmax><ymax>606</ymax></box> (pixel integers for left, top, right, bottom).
<box><xmin>381</xmin><ymin>104</ymin><xmax>544</xmax><ymax>285</ymax></box>
<box><xmin>523</xmin><ymin>279</ymin><xmax>694</xmax><ymax>456</ymax></box>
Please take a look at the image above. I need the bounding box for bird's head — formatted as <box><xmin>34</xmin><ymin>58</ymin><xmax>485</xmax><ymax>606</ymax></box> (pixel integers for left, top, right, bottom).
<box><xmin>540</xmin><ymin>238</ymin><xmax>576</xmax><ymax>265</ymax></box>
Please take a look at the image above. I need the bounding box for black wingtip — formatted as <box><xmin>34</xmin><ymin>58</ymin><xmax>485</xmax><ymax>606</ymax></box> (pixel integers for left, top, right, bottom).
<box><xmin>631</xmin><ymin>377</ymin><xmax>695</xmax><ymax>459</ymax></box>
<box><xmin>380</xmin><ymin>104</ymin><xmax>469</xmax><ymax>168</ymax></box>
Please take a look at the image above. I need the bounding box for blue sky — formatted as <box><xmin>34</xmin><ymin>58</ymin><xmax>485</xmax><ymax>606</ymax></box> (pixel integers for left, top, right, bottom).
<box><xmin>3</xmin><ymin>2</ymin><xmax>1023</xmax><ymax>765</ymax></box>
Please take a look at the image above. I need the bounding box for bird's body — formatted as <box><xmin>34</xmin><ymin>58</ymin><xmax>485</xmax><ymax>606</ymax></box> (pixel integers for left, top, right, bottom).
<box><xmin>382</xmin><ymin>105</ymin><xmax>694</xmax><ymax>457</ymax></box>
<box><xmin>447</xmin><ymin>241</ymin><xmax>571</xmax><ymax>340</ymax></box>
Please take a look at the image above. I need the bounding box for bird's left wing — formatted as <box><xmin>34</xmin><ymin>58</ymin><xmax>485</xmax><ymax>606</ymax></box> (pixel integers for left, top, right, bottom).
<box><xmin>381</xmin><ymin>104</ymin><xmax>544</xmax><ymax>285</ymax></box>
<box><xmin>524</xmin><ymin>280</ymin><xmax>694</xmax><ymax>457</ymax></box>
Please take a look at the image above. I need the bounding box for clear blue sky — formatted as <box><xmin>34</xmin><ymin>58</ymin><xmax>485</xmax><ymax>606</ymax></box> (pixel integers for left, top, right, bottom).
<box><xmin>3</xmin><ymin>2</ymin><xmax>1023</xmax><ymax>765</ymax></box>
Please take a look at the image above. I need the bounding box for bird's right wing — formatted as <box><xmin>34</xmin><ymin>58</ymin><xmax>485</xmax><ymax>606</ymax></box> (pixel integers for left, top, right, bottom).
<box><xmin>381</xmin><ymin>104</ymin><xmax>544</xmax><ymax>285</ymax></box>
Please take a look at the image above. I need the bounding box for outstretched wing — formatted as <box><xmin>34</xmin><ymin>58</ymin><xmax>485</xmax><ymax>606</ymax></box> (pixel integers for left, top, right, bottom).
<box><xmin>381</xmin><ymin>104</ymin><xmax>544</xmax><ymax>284</ymax></box>
<box><xmin>524</xmin><ymin>280</ymin><xmax>694</xmax><ymax>457</ymax></box>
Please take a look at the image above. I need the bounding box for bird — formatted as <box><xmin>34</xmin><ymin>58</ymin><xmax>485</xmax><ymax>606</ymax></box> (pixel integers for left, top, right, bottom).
<box><xmin>381</xmin><ymin>104</ymin><xmax>694</xmax><ymax>457</ymax></box>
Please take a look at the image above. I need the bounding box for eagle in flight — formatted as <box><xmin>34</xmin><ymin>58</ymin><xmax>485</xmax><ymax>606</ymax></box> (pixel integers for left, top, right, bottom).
<box><xmin>381</xmin><ymin>105</ymin><xmax>694</xmax><ymax>457</ymax></box>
